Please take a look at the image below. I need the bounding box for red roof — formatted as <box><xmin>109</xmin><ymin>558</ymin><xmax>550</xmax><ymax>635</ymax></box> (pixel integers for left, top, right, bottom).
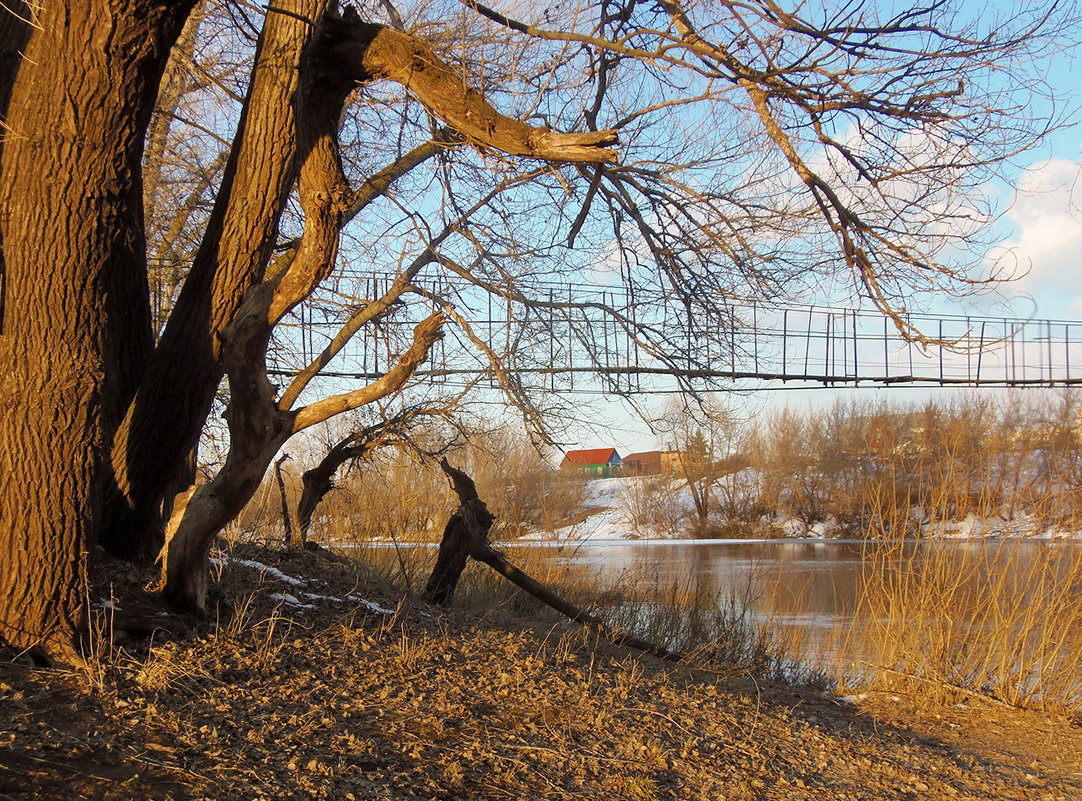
<box><xmin>561</xmin><ymin>448</ymin><xmax>620</xmax><ymax>466</ymax></box>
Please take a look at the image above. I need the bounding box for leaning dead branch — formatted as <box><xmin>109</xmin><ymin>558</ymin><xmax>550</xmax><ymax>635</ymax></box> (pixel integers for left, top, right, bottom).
<box><xmin>294</xmin><ymin>398</ymin><xmax>469</xmax><ymax>542</ymax></box>
<box><xmin>425</xmin><ymin>458</ymin><xmax>681</xmax><ymax>662</ymax></box>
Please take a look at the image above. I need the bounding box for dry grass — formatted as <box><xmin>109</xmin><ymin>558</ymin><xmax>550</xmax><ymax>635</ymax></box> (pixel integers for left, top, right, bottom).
<box><xmin>7</xmin><ymin>542</ymin><xmax>1082</xmax><ymax>801</ymax></box>
<box><xmin>235</xmin><ymin>392</ymin><xmax>1082</xmax><ymax>545</ymax></box>
<box><xmin>221</xmin><ymin>392</ymin><xmax>1082</xmax><ymax>718</ymax></box>
<box><xmin>324</xmin><ymin>538</ymin><xmax>818</xmax><ymax>685</ymax></box>
<box><xmin>835</xmin><ymin>536</ymin><xmax>1082</xmax><ymax>712</ymax></box>
<box><xmin>233</xmin><ymin>429</ymin><xmax>593</xmax><ymax>547</ymax></box>
<box><xmin>336</xmin><ymin>526</ymin><xmax>1082</xmax><ymax>711</ymax></box>
<box><xmin>342</xmin><ymin>524</ymin><xmax>1082</xmax><ymax>714</ymax></box>
<box><xmin>597</xmin><ymin>565</ymin><xmax>826</xmax><ymax>685</ymax></box>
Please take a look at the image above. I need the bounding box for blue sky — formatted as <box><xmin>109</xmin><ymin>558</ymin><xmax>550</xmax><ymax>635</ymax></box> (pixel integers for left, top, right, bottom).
<box><xmin>561</xmin><ymin>5</ymin><xmax>1082</xmax><ymax>457</ymax></box>
<box><xmin>986</xmin><ymin>150</ymin><xmax>1082</xmax><ymax>320</ymax></box>
<box><xmin>973</xmin><ymin>0</ymin><xmax>1081</xmax><ymax>321</ymax></box>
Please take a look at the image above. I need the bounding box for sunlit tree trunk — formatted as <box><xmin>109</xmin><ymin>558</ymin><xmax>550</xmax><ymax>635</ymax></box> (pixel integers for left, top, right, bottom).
<box><xmin>0</xmin><ymin>0</ymin><xmax>194</xmax><ymax>657</ymax></box>
<box><xmin>103</xmin><ymin>4</ymin><xmax>618</xmax><ymax>563</ymax></box>
<box><xmin>103</xmin><ymin>0</ymin><xmax>330</xmax><ymax>561</ymax></box>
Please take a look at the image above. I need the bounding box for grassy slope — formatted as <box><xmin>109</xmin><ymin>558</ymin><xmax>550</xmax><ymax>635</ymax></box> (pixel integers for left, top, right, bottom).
<box><xmin>2</xmin><ymin>544</ymin><xmax>1080</xmax><ymax>800</ymax></box>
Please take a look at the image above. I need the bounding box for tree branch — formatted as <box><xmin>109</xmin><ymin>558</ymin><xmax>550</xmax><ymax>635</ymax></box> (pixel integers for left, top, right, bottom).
<box><xmin>427</xmin><ymin>459</ymin><xmax>682</xmax><ymax>662</ymax></box>
<box><xmin>292</xmin><ymin>311</ymin><xmax>446</xmax><ymax>432</ymax></box>
<box><xmin>333</xmin><ymin>18</ymin><xmax>619</xmax><ymax>163</ymax></box>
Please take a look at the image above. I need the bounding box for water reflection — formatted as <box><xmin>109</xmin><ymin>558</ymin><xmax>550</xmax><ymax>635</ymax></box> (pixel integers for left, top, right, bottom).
<box><xmin>507</xmin><ymin>538</ymin><xmax>1082</xmax><ymax>667</ymax></box>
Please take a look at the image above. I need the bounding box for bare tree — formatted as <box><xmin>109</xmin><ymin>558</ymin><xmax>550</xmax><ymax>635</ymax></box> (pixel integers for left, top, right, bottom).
<box><xmin>294</xmin><ymin>401</ymin><xmax>466</xmax><ymax>544</ymax></box>
<box><xmin>1</xmin><ymin>0</ymin><xmax>1075</xmax><ymax>654</ymax></box>
<box><xmin>655</xmin><ymin>398</ymin><xmax>742</xmax><ymax>533</ymax></box>
<box><xmin>425</xmin><ymin>458</ymin><xmax>680</xmax><ymax>660</ymax></box>
<box><xmin>0</xmin><ymin>0</ymin><xmax>196</xmax><ymax>657</ymax></box>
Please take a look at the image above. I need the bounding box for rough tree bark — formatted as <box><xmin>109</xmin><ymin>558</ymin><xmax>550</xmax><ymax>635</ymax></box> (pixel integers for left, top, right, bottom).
<box><xmin>0</xmin><ymin>0</ymin><xmax>32</xmax><ymax>334</ymax></box>
<box><xmin>161</xmin><ymin>310</ymin><xmax>447</xmax><ymax>613</ymax></box>
<box><xmin>104</xmin><ymin>5</ymin><xmax>618</xmax><ymax>562</ymax></box>
<box><xmin>0</xmin><ymin>0</ymin><xmax>195</xmax><ymax>656</ymax></box>
<box><xmin>101</xmin><ymin>0</ymin><xmax>330</xmax><ymax>562</ymax></box>
<box><xmin>425</xmin><ymin>460</ymin><xmax>680</xmax><ymax>661</ymax></box>
<box><xmin>423</xmin><ymin>460</ymin><xmax>497</xmax><ymax>606</ymax></box>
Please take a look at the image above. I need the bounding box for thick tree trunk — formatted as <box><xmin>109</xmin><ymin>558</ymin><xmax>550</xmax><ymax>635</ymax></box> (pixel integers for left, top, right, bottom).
<box><xmin>104</xmin><ymin>4</ymin><xmax>618</xmax><ymax>561</ymax></box>
<box><xmin>424</xmin><ymin>499</ymin><xmax>493</xmax><ymax>606</ymax></box>
<box><xmin>161</xmin><ymin>431</ymin><xmax>291</xmax><ymax>612</ymax></box>
<box><xmin>102</xmin><ymin>0</ymin><xmax>332</xmax><ymax>561</ymax></box>
<box><xmin>0</xmin><ymin>0</ymin><xmax>194</xmax><ymax>656</ymax></box>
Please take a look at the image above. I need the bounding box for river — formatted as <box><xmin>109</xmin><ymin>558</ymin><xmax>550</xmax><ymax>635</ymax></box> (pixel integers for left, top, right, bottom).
<box><xmin>506</xmin><ymin>537</ymin><xmax>1082</xmax><ymax>676</ymax></box>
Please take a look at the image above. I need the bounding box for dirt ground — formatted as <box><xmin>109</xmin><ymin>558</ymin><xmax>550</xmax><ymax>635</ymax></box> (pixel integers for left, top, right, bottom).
<box><xmin>2</xmin><ymin>545</ymin><xmax>1080</xmax><ymax>800</ymax></box>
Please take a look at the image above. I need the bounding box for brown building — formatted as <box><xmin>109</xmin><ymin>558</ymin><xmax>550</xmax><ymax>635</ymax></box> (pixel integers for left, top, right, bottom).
<box><xmin>621</xmin><ymin>450</ymin><xmax>693</xmax><ymax>476</ymax></box>
<box><xmin>660</xmin><ymin>451</ymin><xmax>691</xmax><ymax>474</ymax></box>
<box><xmin>621</xmin><ymin>450</ymin><xmax>662</xmax><ymax>475</ymax></box>
<box><xmin>564</xmin><ymin>448</ymin><xmax>717</xmax><ymax>477</ymax></box>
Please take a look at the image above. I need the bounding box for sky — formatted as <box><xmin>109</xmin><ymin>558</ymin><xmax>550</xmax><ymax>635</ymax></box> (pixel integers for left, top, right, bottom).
<box><xmin>264</xmin><ymin>0</ymin><xmax>1082</xmax><ymax>462</ymax></box>
<box><xmin>974</xmin><ymin>0</ymin><xmax>1082</xmax><ymax>321</ymax></box>
<box><xmin>560</xmin><ymin>4</ymin><xmax>1082</xmax><ymax>457</ymax></box>
<box><xmin>988</xmin><ymin>155</ymin><xmax>1082</xmax><ymax>319</ymax></box>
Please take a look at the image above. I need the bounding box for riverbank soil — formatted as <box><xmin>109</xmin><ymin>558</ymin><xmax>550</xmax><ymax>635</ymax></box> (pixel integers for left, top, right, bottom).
<box><xmin>2</xmin><ymin>545</ymin><xmax>1080</xmax><ymax>800</ymax></box>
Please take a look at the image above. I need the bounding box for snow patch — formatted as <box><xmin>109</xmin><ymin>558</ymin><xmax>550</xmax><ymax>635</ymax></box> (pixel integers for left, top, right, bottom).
<box><xmin>836</xmin><ymin>693</ymin><xmax>869</xmax><ymax>705</ymax></box>
<box><xmin>513</xmin><ymin>473</ymin><xmax>1082</xmax><ymax>543</ymax></box>
<box><xmin>227</xmin><ymin>559</ymin><xmax>395</xmax><ymax>614</ymax></box>
<box><xmin>268</xmin><ymin>592</ymin><xmax>317</xmax><ymax>610</ymax></box>
<box><xmin>300</xmin><ymin>591</ymin><xmax>342</xmax><ymax>603</ymax></box>
<box><xmin>230</xmin><ymin>557</ymin><xmax>306</xmax><ymax>586</ymax></box>
<box><xmin>346</xmin><ymin>595</ymin><xmax>395</xmax><ymax>615</ymax></box>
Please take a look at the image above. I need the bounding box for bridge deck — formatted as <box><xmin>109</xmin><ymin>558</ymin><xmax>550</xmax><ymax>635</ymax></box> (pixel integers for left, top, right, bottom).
<box><xmin>271</xmin><ymin>275</ymin><xmax>1082</xmax><ymax>392</ymax></box>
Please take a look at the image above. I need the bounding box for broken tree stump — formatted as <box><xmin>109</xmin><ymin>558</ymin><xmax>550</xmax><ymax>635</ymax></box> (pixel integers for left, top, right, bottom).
<box><xmin>424</xmin><ymin>458</ymin><xmax>681</xmax><ymax>662</ymax></box>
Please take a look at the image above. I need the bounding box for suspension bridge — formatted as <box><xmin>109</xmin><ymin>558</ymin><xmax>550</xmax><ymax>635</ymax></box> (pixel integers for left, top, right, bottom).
<box><xmin>273</xmin><ymin>274</ymin><xmax>1082</xmax><ymax>394</ymax></box>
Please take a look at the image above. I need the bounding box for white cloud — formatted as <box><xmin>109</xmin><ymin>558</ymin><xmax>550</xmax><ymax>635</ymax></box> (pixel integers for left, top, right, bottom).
<box><xmin>989</xmin><ymin>158</ymin><xmax>1082</xmax><ymax>304</ymax></box>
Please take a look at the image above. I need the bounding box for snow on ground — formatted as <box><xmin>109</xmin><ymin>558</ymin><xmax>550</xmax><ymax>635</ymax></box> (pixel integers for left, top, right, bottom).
<box><xmin>346</xmin><ymin>595</ymin><xmax>396</xmax><ymax>615</ymax></box>
<box><xmin>268</xmin><ymin>592</ymin><xmax>317</xmax><ymax>610</ymax></box>
<box><xmin>517</xmin><ymin>476</ymin><xmax>646</xmax><ymax>542</ymax></box>
<box><xmin>922</xmin><ymin>513</ymin><xmax>1082</xmax><ymax>540</ymax></box>
<box><xmin>517</xmin><ymin>475</ymin><xmax>702</xmax><ymax>542</ymax></box>
<box><xmin>512</xmin><ymin>473</ymin><xmax>1082</xmax><ymax>543</ymax></box>
<box><xmin>228</xmin><ymin>555</ymin><xmax>393</xmax><ymax>614</ymax></box>
<box><xmin>229</xmin><ymin>557</ymin><xmax>307</xmax><ymax>586</ymax></box>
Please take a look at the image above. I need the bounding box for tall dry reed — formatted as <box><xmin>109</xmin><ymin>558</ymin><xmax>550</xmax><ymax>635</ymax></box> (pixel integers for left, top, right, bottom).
<box><xmin>836</xmin><ymin>536</ymin><xmax>1082</xmax><ymax>711</ymax></box>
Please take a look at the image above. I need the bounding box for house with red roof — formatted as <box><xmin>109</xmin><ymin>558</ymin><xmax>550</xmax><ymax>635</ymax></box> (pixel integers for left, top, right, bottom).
<box><xmin>560</xmin><ymin>447</ymin><xmax>622</xmax><ymax>477</ymax></box>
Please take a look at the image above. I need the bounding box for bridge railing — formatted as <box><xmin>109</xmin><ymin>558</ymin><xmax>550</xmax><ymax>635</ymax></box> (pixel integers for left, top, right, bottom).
<box><xmin>269</xmin><ymin>274</ymin><xmax>1082</xmax><ymax>392</ymax></box>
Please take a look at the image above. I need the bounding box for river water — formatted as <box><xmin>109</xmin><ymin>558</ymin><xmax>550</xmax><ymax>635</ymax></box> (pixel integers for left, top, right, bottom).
<box><xmin>505</xmin><ymin>537</ymin><xmax>1082</xmax><ymax>671</ymax></box>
